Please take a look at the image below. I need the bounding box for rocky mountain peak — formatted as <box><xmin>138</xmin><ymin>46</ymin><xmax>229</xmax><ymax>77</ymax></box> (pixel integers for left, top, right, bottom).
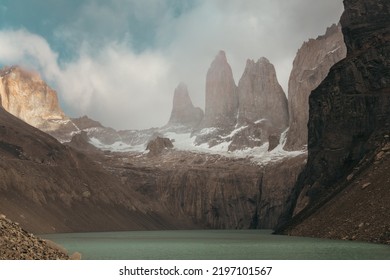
<box><xmin>237</xmin><ymin>56</ymin><xmax>288</xmax><ymax>130</ymax></box>
<box><xmin>203</xmin><ymin>50</ymin><xmax>238</xmax><ymax>128</ymax></box>
<box><xmin>214</xmin><ymin>50</ymin><xmax>228</xmax><ymax>63</ymax></box>
<box><xmin>0</xmin><ymin>65</ymin><xmax>68</xmax><ymax>131</ymax></box>
<box><xmin>258</xmin><ymin>57</ymin><xmax>270</xmax><ymax>64</ymax></box>
<box><xmin>71</xmin><ymin>115</ymin><xmax>104</xmax><ymax>130</ymax></box>
<box><xmin>167</xmin><ymin>83</ymin><xmax>204</xmax><ymax>128</ymax></box>
<box><xmin>244</xmin><ymin>57</ymin><xmax>271</xmax><ymax>71</ymax></box>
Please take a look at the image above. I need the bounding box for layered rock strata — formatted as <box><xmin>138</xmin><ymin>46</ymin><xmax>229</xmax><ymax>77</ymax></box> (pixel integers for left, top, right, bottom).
<box><xmin>111</xmin><ymin>150</ymin><xmax>307</xmax><ymax>230</ymax></box>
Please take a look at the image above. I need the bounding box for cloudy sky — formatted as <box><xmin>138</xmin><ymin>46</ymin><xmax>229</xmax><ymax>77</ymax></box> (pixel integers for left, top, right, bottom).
<box><xmin>0</xmin><ymin>0</ymin><xmax>344</xmax><ymax>130</ymax></box>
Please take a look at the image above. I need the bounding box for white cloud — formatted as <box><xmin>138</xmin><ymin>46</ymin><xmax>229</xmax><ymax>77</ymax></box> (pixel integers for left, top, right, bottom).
<box><xmin>0</xmin><ymin>29</ymin><xmax>61</xmax><ymax>80</ymax></box>
<box><xmin>57</xmin><ymin>44</ymin><xmax>173</xmax><ymax>129</ymax></box>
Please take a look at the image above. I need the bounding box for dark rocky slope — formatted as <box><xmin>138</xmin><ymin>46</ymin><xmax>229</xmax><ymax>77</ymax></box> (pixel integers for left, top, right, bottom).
<box><xmin>286</xmin><ymin>142</ymin><xmax>390</xmax><ymax>244</ymax></box>
<box><xmin>276</xmin><ymin>0</ymin><xmax>390</xmax><ymax>244</ymax></box>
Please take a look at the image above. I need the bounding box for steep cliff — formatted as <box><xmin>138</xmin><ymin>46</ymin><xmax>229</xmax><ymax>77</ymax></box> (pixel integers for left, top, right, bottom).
<box><xmin>284</xmin><ymin>24</ymin><xmax>347</xmax><ymax>151</ymax></box>
<box><xmin>112</xmin><ymin>150</ymin><xmax>306</xmax><ymax>230</ymax></box>
<box><xmin>277</xmin><ymin>0</ymin><xmax>390</xmax><ymax>243</ymax></box>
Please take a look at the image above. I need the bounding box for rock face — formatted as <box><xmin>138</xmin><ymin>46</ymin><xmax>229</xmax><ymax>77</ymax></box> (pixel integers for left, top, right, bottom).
<box><xmin>156</xmin><ymin>154</ymin><xmax>306</xmax><ymax>229</ymax></box>
<box><xmin>277</xmin><ymin>0</ymin><xmax>390</xmax><ymax>243</ymax></box>
<box><xmin>0</xmin><ymin>66</ymin><xmax>68</xmax><ymax>131</ymax></box>
<box><xmin>167</xmin><ymin>83</ymin><xmax>204</xmax><ymax>128</ymax></box>
<box><xmin>341</xmin><ymin>0</ymin><xmax>390</xmax><ymax>54</ymax></box>
<box><xmin>203</xmin><ymin>51</ymin><xmax>238</xmax><ymax>128</ymax></box>
<box><xmin>114</xmin><ymin>150</ymin><xmax>306</xmax><ymax>230</ymax></box>
<box><xmin>237</xmin><ymin>57</ymin><xmax>288</xmax><ymax>130</ymax></box>
<box><xmin>284</xmin><ymin>24</ymin><xmax>347</xmax><ymax>151</ymax></box>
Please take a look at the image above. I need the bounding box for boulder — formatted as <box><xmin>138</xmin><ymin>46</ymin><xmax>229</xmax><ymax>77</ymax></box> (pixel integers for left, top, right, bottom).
<box><xmin>146</xmin><ymin>136</ymin><xmax>174</xmax><ymax>156</ymax></box>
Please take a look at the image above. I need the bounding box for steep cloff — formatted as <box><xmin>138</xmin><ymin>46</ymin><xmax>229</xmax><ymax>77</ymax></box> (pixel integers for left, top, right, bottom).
<box><xmin>203</xmin><ymin>50</ymin><xmax>238</xmax><ymax>128</ymax></box>
<box><xmin>166</xmin><ymin>83</ymin><xmax>204</xmax><ymax>129</ymax></box>
<box><xmin>277</xmin><ymin>0</ymin><xmax>390</xmax><ymax>243</ymax></box>
<box><xmin>0</xmin><ymin>66</ymin><xmax>68</xmax><ymax>131</ymax></box>
<box><xmin>110</xmin><ymin>150</ymin><xmax>306</xmax><ymax>230</ymax></box>
<box><xmin>284</xmin><ymin>24</ymin><xmax>347</xmax><ymax>151</ymax></box>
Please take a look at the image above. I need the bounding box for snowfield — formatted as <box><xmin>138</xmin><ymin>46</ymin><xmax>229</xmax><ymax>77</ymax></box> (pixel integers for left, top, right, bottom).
<box><xmin>88</xmin><ymin>127</ymin><xmax>305</xmax><ymax>165</ymax></box>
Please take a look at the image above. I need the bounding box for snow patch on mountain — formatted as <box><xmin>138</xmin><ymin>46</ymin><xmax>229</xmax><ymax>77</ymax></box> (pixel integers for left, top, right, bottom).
<box><xmin>86</xmin><ymin>125</ymin><xmax>304</xmax><ymax>164</ymax></box>
<box><xmin>89</xmin><ymin>137</ymin><xmax>145</xmax><ymax>152</ymax></box>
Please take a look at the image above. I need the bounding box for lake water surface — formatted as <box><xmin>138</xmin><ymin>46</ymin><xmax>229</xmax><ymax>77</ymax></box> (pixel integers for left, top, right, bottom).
<box><xmin>41</xmin><ymin>230</ymin><xmax>390</xmax><ymax>260</ymax></box>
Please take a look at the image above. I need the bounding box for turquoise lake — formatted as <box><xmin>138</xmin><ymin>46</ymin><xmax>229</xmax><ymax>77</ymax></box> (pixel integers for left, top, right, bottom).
<box><xmin>41</xmin><ymin>230</ymin><xmax>390</xmax><ymax>260</ymax></box>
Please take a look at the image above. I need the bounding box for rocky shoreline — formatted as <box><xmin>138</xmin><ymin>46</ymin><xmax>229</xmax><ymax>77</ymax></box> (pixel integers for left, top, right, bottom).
<box><xmin>0</xmin><ymin>215</ymin><xmax>69</xmax><ymax>260</ymax></box>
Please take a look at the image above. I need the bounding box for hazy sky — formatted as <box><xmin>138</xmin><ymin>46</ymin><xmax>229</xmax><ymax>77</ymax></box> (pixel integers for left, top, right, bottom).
<box><xmin>0</xmin><ymin>0</ymin><xmax>344</xmax><ymax>129</ymax></box>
